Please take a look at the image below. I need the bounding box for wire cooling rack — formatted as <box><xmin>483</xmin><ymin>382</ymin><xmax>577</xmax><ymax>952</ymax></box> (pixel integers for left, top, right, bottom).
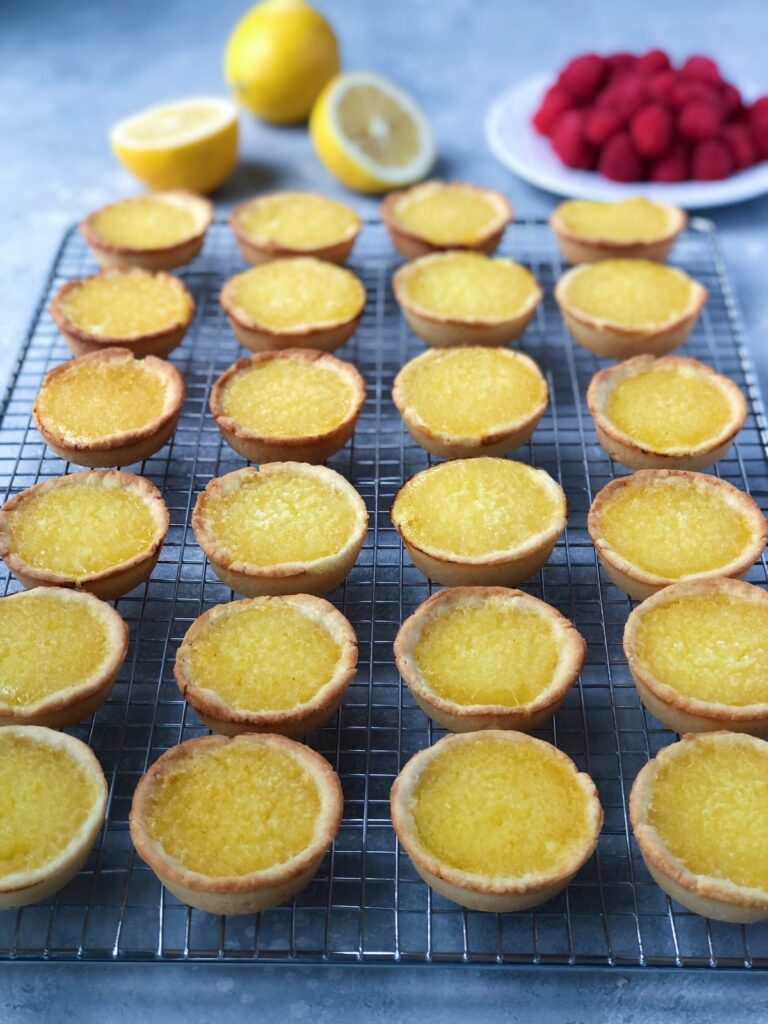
<box><xmin>1</xmin><ymin>218</ymin><xmax>767</xmax><ymax>969</ymax></box>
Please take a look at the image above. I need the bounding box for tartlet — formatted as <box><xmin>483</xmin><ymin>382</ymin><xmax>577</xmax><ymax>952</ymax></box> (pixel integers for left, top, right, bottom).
<box><xmin>51</xmin><ymin>268</ymin><xmax>195</xmax><ymax>359</ymax></box>
<box><xmin>210</xmin><ymin>349</ymin><xmax>365</xmax><ymax>464</ymax></box>
<box><xmin>394</xmin><ymin>587</ymin><xmax>585</xmax><ymax>732</ymax></box>
<box><xmin>33</xmin><ymin>347</ymin><xmax>185</xmax><ymax>468</ymax></box>
<box><xmin>130</xmin><ymin>733</ymin><xmax>343</xmax><ymax>914</ymax></box>
<box><xmin>230</xmin><ymin>192</ymin><xmax>361</xmax><ymax>265</ymax></box>
<box><xmin>555</xmin><ymin>259</ymin><xmax>707</xmax><ymax>359</ymax></box>
<box><xmin>392</xmin><ymin>346</ymin><xmax>548</xmax><ymax>459</ymax></box>
<box><xmin>391</xmin><ymin>457</ymin><xmax>566</xmax><ymax>587</ymax></box>
<box><xmin>0</xmin><ymin>726</ymin><xmax>108</xmax><ymax>908</ymax></box>
<box><xmin>624</xmin><ymin>578</ymin><xmax>768</xmax><ymax>736</ymax></box>
<box><xmin>587</xmin><ymin>355</ymin><xmax>746</xmax><ymax>471</ymax></box>
<box><xmin>192</xmin><ymin>463</ymin><xmax>368</xmax><ymax>597</ymax></box>
<box><xmin>381</xmin><ymin>180</ymin><xmax>513</xmax><ymax>259</ymax></box>
<box><xmin>0</xmin><ymin>470</ymin><xmax>170</xmax><ymax>600</ymax></box>
<box><xmin>0</xmin><ymin>587</ymin><xmax>128</xmax><ymax>728</ymax></box>
<box><xmin>630</xmin><ymin>731</ymin><xmax>768</xmax><ymax>923</ymax></box>
<box><xmin>79</xmin><ymin>191</ymin><xmax>213</xmax><ymax>271</ymax></box>
<box><xmin>390</xmin><ymin>730</ymin><xmax>602</xmax><ymax>912</ymax></box>
<box><xmin>174</xmin><ymin>595</ymin><xmax>357</xmax><ymax>737</ymax></box>
<box><xmin>550</xmin><ymin>197</ymin><xmax>686</xmax><ymax>265</ymax></box>
<box><xmin>588</xmin><ymin>469</ymin><xmax>767</xmax><ymax>601</ymax></box>
<box><xmin>393</xmin><ymin>251</ymin><xmax>542</xmax><ymax>348</ymax></box>
<box><xmin>220</xmin><ymin>257</ymin><xmax>366</xmax><ymax>353</ymax></box>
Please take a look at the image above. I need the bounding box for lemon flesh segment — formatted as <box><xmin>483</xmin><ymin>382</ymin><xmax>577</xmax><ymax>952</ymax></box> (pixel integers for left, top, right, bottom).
<box><xmin>402</xmin><ymin>252</ymin><xmax>538</xmax><ymax>322</ymax></box>
<box><xmin>92</xmin><ymin>198</ymin><xmax>198</xmax><ymax>250</ymax></box>
<box><xmin>238</xmin><ymin>193</ymin><xmax>358</xmax><ymax>249</ymax></box>
<box><xmin>565</xmin><ymin>260</ymin><xmax>694</xmax><ymax>329</ymax></box>
<box><xmin>558</xmin><ymin>198</ymin><xmax>672</xmax><ymax>243</ymax></box>
<box><xmin>61</xmin><ymin>271</ymin><xmax>189</xmax><ymax>340</ymax></box>
<box><xmin>394</xmin><ymin>186</ymin><xmax>501</xmax><ymax>246</ymax></box>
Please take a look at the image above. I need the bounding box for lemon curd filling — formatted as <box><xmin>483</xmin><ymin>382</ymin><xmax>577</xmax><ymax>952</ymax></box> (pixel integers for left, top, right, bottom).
<box><xmin>393</xmin><ymin>186</ymin><xmax>500</xmax><ymax>245</ymax></box>
<box><xmin>0</xmin><ymin>733</ymin><xmax>100</xmax><ymax>876</ymax></box>
<box><xmin>597</xmin><ymin>477</ymin><xmax>753</xmax><ymax>579</ymax></box>
<box><xmin>145</xmin><ymin>743</ymin><xmax>321</xmax><ymax>875</ymax></box>
<box><xmin>92</xmin><ymin>197</ymin><xmax>198</xmax><ymax>249</ymax></box>
<box><xmin>564</xmin><ymin>260</ymin><xmax>693</xmax><ymax>328</ymax></box>
<box><xmin>61</xmin><ymin>271</ymin><xmax>189</xmax><ymax>339</ymax></box>
<box><xmin>222</xmin><ymin>360</ymin><xmax>355</xmax><ymax>438</ymax></box>
<box><xmin>648</xmin><ymin>741</ymin><xmax>768</xmax><ymax>891</ymax></box>
<box><xmin>411</xmin><ymin>737</ymin><xmax>592</xmax><ymax>876</ymax></box>
<box><xmin>402</xmin><ymin>252</ymin><xmax>537</xmax><ymax>321</ymax></box>
<box><xmin>414</xmin><ymin>600</ymin><xmax>561</xmax><ymax>707</ymax></box>
<box><xmin>558</xmin><ymin>198</ymin><xmax>672</xmax><ymax>242</ymax></box>
<box><xmin>238</xmin><ymin>194</ymin><xmax>359</xmax><ymax>249</ymax></box>
<box><xmin>229</xmin><ymin>260</ymin><xmax>365</xmax><ymax>331</ymax></box>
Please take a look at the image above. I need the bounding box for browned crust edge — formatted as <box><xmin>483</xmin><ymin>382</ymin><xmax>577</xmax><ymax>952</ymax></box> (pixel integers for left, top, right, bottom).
<box><xmin>230</xmin><ymin>193</ymin><xmax>361</xmax><ymax>266</ymax></box>
<box><xmin>549</xmin><ymin>200</ymin><xmax>687</xmax><ymax>265</ymax></box>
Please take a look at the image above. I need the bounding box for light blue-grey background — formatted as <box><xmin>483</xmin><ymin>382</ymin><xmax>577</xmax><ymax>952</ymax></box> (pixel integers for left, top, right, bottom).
<box><xmin>2</xmin><ymin>0</ymin><xmax>767</xmax><ymax>1019</ymax></box>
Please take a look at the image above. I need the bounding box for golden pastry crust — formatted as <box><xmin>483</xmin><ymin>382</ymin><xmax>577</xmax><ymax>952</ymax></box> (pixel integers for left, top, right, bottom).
<box><xmin>174</xmin><ymin>594</ymin><xmax>357</xmax><ymax>737</ymax></box>
<box><xmin>394</xmin><ymin>587</ymin><xmax>585</xmax><ymax>732</ymax></box>
<box><xmin>390</xmin><ymin>730</ymin><xmax>603</xmax><ymax>912</ymax></box>
<box><xmin>230</xmin><ymin>192</ymin><xmax>361</xmax><ymax>265</ymax></box>
<box><xmin>79</xmin><ymin>191</ymin><xmax>213</xmax><ymax>271</ymax></box>
<box><xmin>50</xmin><ymin>269</ymin><xmax>195</xmax><ymax>359</ymax></box>
<box><xmin>210</xmin><ymin>349</ymin><xmax>366</xmax><ymax>464</ymax></box>
<box><xmin>588</xmin><ymin>469</ymin><xmax>767</xmax><ymax>601</ymax></box>
<box><xmin>0</xmin><ymin>470</ymin><xmax>170</xmax><ymax>601</ymax></box>
<box><xmin>550</xmin><ymin>199</ymin><xmax>686</xmax><ymax>265</ymax></box>
<box><xmin>587</xmin><ymin>355</ymin><xmax>746</xmax><ymax>471</ymax></box>
<box><xmin>32</xmin><ymin>347</ymin><xmax>185</xmax><ymax>468</ymax></box>
<box><xmin>381</xmin><ymin>180</ymin><xmax>513</xmax><ymax>260</ymax></box>
<box><xmin>629</xmin><ymin>731</ymin><xmax>768</xmax><ymax>923</ymax></box>
<box><xmin>129</xmin><ymin>732</ymin><xmax>343</xmax><ymax>914</ymax></box>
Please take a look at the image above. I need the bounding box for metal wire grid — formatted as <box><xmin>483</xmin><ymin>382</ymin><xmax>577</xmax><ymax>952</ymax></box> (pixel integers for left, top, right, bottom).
<box><xmin>0</xmin><ymin>217</ymin><xmax>767</xmax><ymax>968</ymax></box>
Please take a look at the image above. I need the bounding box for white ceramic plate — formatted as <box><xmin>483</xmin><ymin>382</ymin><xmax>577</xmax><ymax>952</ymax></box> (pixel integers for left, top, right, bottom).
<box><xmin>485</xmin><ymin>73</ymin><xmax>768</xmax><ymax>209</ymax></box>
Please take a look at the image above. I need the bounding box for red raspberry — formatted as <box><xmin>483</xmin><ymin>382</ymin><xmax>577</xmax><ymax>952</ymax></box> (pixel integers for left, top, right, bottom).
<box><xmin>748</xmin><ymin>97</ymin><xmax>768</xmax><ymax>158</ymax></box>
<box><xmin>597</xmin><ymin>73</ymin><xmax>648</xmax><ymax>121</ymax></box>
<box><xmin>584</xmin><ymin>107</ymin><xmax>623</xmax><ymax>146</ymax></box>
<box><xmin>672</xmin><ymin>79</ymin><xmax>721</xmax><ymax>111</ymax></box>
<box><xmin>649</xmin><ymin>69</ymin><xmax>678</xmax><ymax>107</ymax></box>
<box><xmin>597</xmin><ymin>131</ymin><xmax>644</xmax><ymax>181</ymax></box>
<box><xmin>720</xmin><ymin>82</ymin><xmax>745</xmax><ymax>119</ymax></box>
<box><xmin>636</xmin><ymin>49</ymin><xmax>671</xmax><ymax>76</ymax></box>
<box><xmin>550</xmin><ymin>111</ymin><xmax>596</xmax><ymax>169</ymax></box>
<box><xmin>678</xmin><ymin>100</ymin><xmax>722</xmax><ymax>141</ymax></box>
<box><xmin>558</xmin><ymin>54</ymin><xmax>607</xmax><ymax>103</ymax></box>
<box><xmin>606</xmin><ymin>52</ymin><xmax>637</xmax><ymax>78</ymax></box>
<box><xmin>691</xmin><ymin>139</ymin><xmax>734</xmax><ymax>180</ymax></box>
<box><xmin>532</xmin><ymin>85</ymin><xmax>572</xmax><ymax>136</ymax></box>
<box><xmin>723</xmin><ymin>123</ymin><xmax>757</xmax><ymax>170</ymax></box>
<box><xmin>649</xmin><ymin>142</ymin><xmax>690</xmax><ymax>182</ymax></box>
<box><xmin>630</xmin><ymin>104</ymin><xmax>674</xmax><ymax>158</ymax></box>
<box><xmin>681</xmin><ymin>55</ymin><xmax>723</xmax><ymax>87</ymax></box>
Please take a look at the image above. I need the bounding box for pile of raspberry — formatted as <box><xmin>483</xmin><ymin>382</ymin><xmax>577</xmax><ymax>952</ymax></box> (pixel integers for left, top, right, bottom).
<box><xmin>532</xmin><ymin>50</ymin><xmax>768</xmax><ymax>182</ymax></box>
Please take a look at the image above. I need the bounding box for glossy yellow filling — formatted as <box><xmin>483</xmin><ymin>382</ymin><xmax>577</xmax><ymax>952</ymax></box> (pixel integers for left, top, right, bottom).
<box><xmin>92</xmin><ymin>197</ymin><xmax>198</xmax><ymax>249</ymax></box>
<box><xmin>228</xmin><ymin>260</ymin><xmax>365</xmax><ymax>331</ymax></box>
<box><xmin>238</xmin><ymin>193</ymin><xmax>359</xmax><ymax>249</ymax></box>
<box><xmin>598</xmin><ymin>477</ymin><xmax>755</xmax><ymax>579</ymax></box>
<box><xmin>61</xmin><ymin>270</ymin><xmax>189</xmax><ymax>339</ymax></box>
<box><xmin>564</xmin><ymin>260</ymin><xmax>694</xmax><ymax>328</ymax></box>
<box><xmin>145</xmin><ymin>742</ymin><xmax>321</xmax><ymax>875</ymax></box>
<box><xmin>186</xmin><ymin>602</ymin><xmax>344</xmax><ymax>712</ymax></box>
<box><xmin>393</xmin><ymin>458</ymin><xmax>563</xmax><ymax>557</ymax></box>
<box><xmin>398</xmin><ymin>348</ymin><xmax>545</xmax><ymax>437</ymax></box>
<box><xmin>0</xmin><ymin>733</ymin><xmax>99</xmax><ymax>876</ymax></box>
<box><xmin>6</xmin><ymin>481</ymin><xmax>158</xmax><ymax>578</ymax></box>
<box><xmin>202</xmin><ymin>471</ymin><xmax>359</xmax><ymax>566</ymax></box>
<box><xmin>36</xmin><ymin>359</ymin><xmax>169</xmax><ymax>441</ymax></box>
<box><xmin>411</xmin><ymin>737</ymin><xmax>592</xmax><ymax>877</ymax></box>
<box><xmin>393</xmin><ymin>185</ymin><xmax>501</xmax><ymax>245</ymax></box>
<box><xmin>414</xmin><ymin>599</ymin><xmax>562</xmax><ymax>706</ymax></box>
<box><xmin>648</xmin><ymin>740</ymin><xmax>768</xmax><ymax>891</ymax></box>
<box><xmin>221</xmin><ymin>359</ymin><xmax>355</xmax><ymax>438</ymax></box>
<box><xmin>635</xmin><ymin>591</ymin><xmax>768</xmax><ymax>706</ymax></box>
<box><xmin>557</xmin><ymin>198</ymin><xmax>672</xmax><ymax>243</ymax></box>
<box><xmin>401</xmin><ymin>252</ymin><xmax>538</xmax><ymax>322</ymax></box>
<box><xmin>605</xmin><ymin>365</ymin><xmax>733</xmax><ymax>452</ymax></box>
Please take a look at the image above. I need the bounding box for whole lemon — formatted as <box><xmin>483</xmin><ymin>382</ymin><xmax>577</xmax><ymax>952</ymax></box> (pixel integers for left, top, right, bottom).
<box><xmin>225</xmin><ymin>0</ymin><xmax>339</xmax><ymax>125</ymax></box>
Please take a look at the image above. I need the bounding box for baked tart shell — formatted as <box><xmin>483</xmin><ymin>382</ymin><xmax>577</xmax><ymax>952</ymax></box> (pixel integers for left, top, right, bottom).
<box><xmin>230</xmin><ymin>194</ymin><xmax>361</xmax><ymax>266</ymax></box>
<box><xmin>549</xmin><ymin>201</ymin><xmax>686</xmax><ymax>265</ymax></box>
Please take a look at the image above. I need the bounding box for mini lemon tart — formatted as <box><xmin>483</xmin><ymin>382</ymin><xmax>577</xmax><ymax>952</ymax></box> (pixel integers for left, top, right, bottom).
<box><xmin>630</xmin><ymin>732</ymin><xmax>768</xmax><ymax>923</ymax></box>
<box><xmin>390</xmin><ymin>731</ymin><xmax>602</xmax><ymax>912</ymax></box>
<box><xmin>192</xmin><ymin>463</ymin><xmax>368</xmax><ymax>597</ymax></box>
<box><xmin>394</xmin><ymin>587</ymin><xmax>585</xmax><ymax>732</ymax></box>
<box><xmin>175</xmin><ymin>595</ymin><xmax>357</xmax><ymax>737</ymax></box>
<box><xmin>0</xmin><ymin>726</ymin><xmax>107</xmax><ymax>908</ymax></box>
<box><xmin>587</xmin><ymin>355</ymin><xmax>746</xmax><ymax>471</ymax></box>
<box><xmin>392</xmin><ymin>458</ymin><xmax>566</xmax><ymax>587</ymax></box>
<box><xmin>51</xmin><ymin>268</ymin><xmax>195</xmax><ymax>359</ymax></box>
<box><xmin>0</xmin><ymin>588</ymin><xmax>127</xmax><ymax>728</ymax></box>
<box><xmin>588</xmin><ymin>470</ymin><xmax>766</xmax><ymax>601</ymax></box>
<box><xmin>33</xmin><ymin>348</ymin><xmax>185</xmax><ymax>468</ymax></box>
<box><xmin>210</xmin><ymin>349</ymin><xmax>365</xmax><ymax>464</ymax></box>
<box><xmin>230</xmin><ymin>192</ymin><xmax>361</xmax><ymax>265</ymax></box>
<box><xmin>79</xmin><ymin>191</ymin><xmax>213</xmax><ymax>271</ymax></box>
<box><xmin>381</xmin><ymin>180</ymin><xmax>513</xmax><ymax>259</ymax></box>
<box><xmin>393</xmin><ymin>251</ymin><xmax>542</xmax><ymax>348</ymax></box>
<box><xmin>392</xmin><ymin>346</ymin><xmax>548</xmax><ymax>459</ymax></box>
<box><xmin>550</xmin><ymin>197</ymin><xmax>686</xmax><ymax>265</ymax></box>
<box><xmin>0</xmin><ymin>470</ymin><xmax>169</xmax><ymax>600</ymax></box>
<box><xmin>130</xmin><ymin>733</ymin><xmax>343</xmax><ymax>914</ymax></box>
<box><xmin>624</xmin><ymin>578</ymin><xmax>768</xmax><ymax>736</ymax></box>
<box><xmin>220</xmin><ymin>258</ymin><xmax>366</xmax><ymax>354</ymax></box>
